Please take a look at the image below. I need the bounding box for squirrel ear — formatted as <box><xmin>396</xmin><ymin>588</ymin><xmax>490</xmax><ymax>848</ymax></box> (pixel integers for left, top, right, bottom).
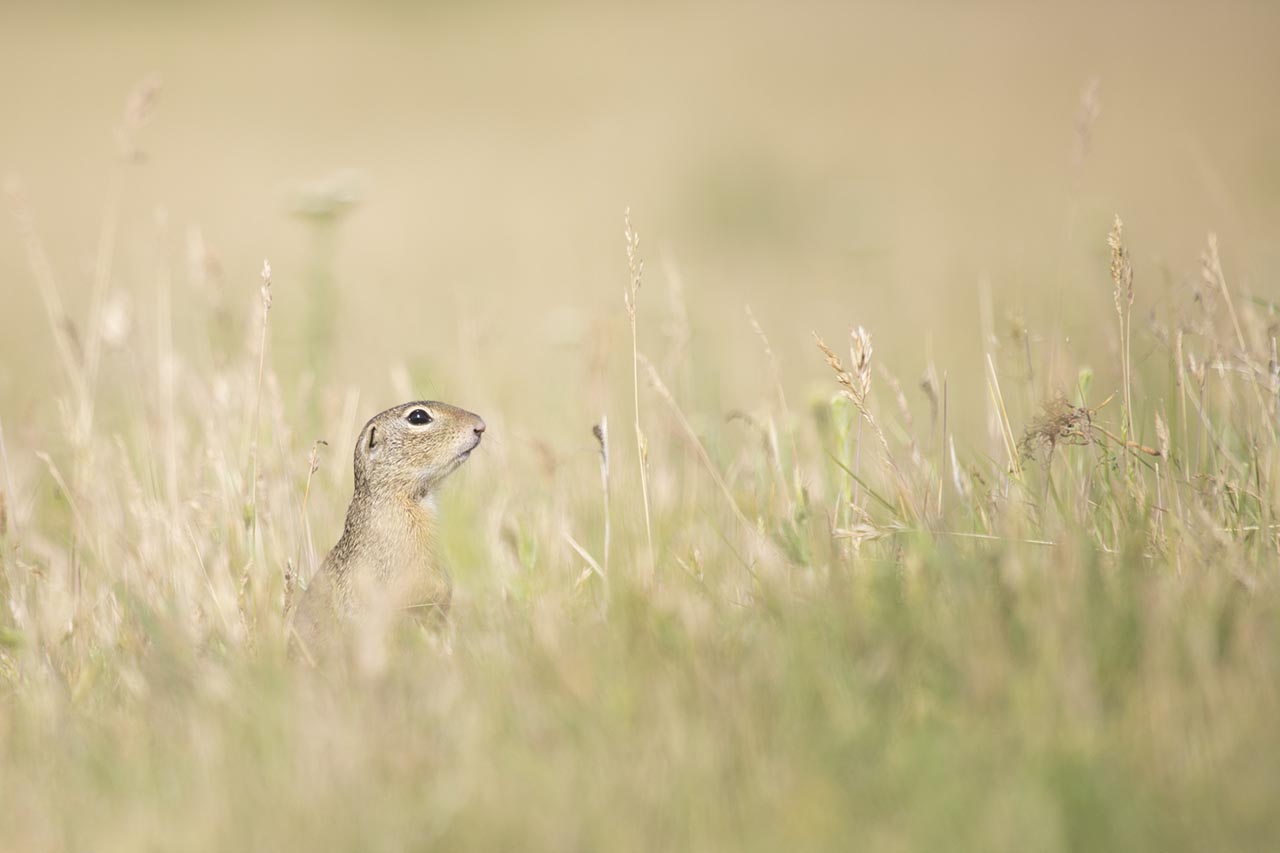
<box><xmin>363</xmin><ymin>424</ymin><xmax>379</xmax><ymax>455</ymax></box>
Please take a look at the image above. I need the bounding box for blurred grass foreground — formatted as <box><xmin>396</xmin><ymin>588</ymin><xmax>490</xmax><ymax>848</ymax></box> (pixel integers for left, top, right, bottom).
<box><xmin>2</xmin><ymin>2</ymin><xmax>1280</xmax><ymax>851</ymax></box>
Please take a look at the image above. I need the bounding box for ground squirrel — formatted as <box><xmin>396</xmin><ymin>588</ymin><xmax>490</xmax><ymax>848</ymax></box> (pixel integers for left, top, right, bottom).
<box><xmin>291</xmin><ymin>400</ymin><xmax>485</xmax><ymax>662</ymax></box>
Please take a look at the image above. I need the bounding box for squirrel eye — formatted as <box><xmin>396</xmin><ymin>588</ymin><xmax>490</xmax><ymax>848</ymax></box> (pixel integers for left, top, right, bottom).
<box><xmin>407</xmin><ymin>408</ymin><xmax>432</xmax><ymax>426</ymax></box>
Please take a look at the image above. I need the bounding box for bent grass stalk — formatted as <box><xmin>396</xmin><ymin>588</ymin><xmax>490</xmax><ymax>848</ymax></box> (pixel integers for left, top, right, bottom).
<box><xmin>624</xmin><ymin>209</ymin><xmax>655</xmax><ymax>585</ymax></box>
<box><xmin>249</xmin><ymin>260</ymin><xmax>273</xmax><ymax>568</ymax></box>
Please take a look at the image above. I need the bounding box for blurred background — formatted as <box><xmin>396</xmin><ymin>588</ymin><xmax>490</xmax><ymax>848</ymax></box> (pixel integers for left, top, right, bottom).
<box><xmin>2</xmin><ymin>0</ymin><xmax>1278</xmax><ymax>436</ymax></box>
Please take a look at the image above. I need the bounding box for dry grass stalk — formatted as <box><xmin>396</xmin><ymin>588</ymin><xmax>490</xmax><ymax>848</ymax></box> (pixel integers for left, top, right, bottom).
<box><xmin>1108</xmin><ymin>215</ymin><xmax>1135</xmax><ymax>455</ymax></box>
<box><xmin>832</xmin><ymin>521</ymin><xmax>892</xmax><ymax>551</ymax></box>
<box><xmin>986</xmin><ymin>354</ymin><xmax>1022</xmax><ymax>476</ymax></box>
<box><xmin>814</xmin><ymin>331</ymin><xmax>919</xmax><ymax>522</ymax></box>
<box><xmin>563</xmin><ymin>529</ymin><xmax>606</xmax><ymax>590</ymax></box>
<box><xmin>249</xmin><ymin>260</ymin><xmax>274</xmax><ymax>565</ymax></box>
<box><xmin>815</xmin><ymin>329</ymin><xmax>866</xmax><ymax>510</ymax></box>
<box><xmin>623</xmin><ymin>209</ymin><xmax>655</xmax><ymax>584</ymax></box>
<box><xmin>1201</xmin><ymin>233</ymin><xmax>1247</xmax><ymax>354</ymax></box>
<box><xmin>948</xmin><ymin>433</ymin><xmax>969</xmax><ymax>500</ymax></box>
<box><xmin>299</xmin><ymin>439</ymin><xmax>328</xmax><ymax>584</ymax></box>
<box><xmin>593</xmin><ymin>418</ymin><xmax>611</xmax><ymax>576</ymax></box>
<box><xmin>850</xmin><ymin>329</ymin><xmax>878</xmax><ymax>508</ymax></box>
<box><xmin>746</xmin><ymin>305</ymin><xmax>798</xmax><ymax>509</ymax></box>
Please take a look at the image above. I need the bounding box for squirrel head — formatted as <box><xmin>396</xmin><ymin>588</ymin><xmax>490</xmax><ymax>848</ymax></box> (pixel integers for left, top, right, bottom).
<box><xmin>352</xmin><ymin>400</ymin><xmax>486</xmax><ymax>500</ymax></box>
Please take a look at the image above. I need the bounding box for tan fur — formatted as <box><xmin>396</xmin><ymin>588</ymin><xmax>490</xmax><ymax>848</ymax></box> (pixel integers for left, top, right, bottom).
<box><xmin>291</xmin><ymin>400</ymin><xmax>485</xmax><ymax>663</ymax></box>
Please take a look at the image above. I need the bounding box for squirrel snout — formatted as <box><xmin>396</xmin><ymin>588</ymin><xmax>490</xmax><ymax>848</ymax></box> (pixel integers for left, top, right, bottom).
<box><xmin>473</xmin><ymin>419</ymin><xmax>487</xmax><ymax>436</ymax></box>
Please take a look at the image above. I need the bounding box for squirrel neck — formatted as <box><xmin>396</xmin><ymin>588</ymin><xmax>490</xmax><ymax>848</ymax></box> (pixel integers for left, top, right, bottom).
<box><xmin>340</xmin><ymin>485</ymin><xmax>441</xmax><ymax>572</ymax></box>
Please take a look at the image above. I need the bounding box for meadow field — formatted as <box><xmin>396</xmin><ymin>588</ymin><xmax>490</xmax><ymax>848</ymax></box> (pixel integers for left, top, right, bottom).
<box><xmin>2</xmin><ymin>2</ymin><xmax>1280</xmax><ymax>850</ymax></box>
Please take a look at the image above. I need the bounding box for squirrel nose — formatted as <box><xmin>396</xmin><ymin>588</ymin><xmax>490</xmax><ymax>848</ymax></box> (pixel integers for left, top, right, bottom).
<box><xmin>473</xmin><ymin>420</ymin><xmax>487</xmax><ymax>435</ymax></box>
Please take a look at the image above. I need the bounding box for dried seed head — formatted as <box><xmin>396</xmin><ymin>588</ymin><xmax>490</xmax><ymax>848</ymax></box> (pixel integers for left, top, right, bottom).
<box><xmin>1155</xmin><ymin>413</ymin><xmax>1170</xmax><ymax>461</ymax></box>
<box><xmin>849</xmin><ymin>326</ymin><xmax>873</xmax><ymax>405</ymax></box>
<box><xmin>813</xmin><ymin>333</ymin><xmax>857</xmax><ymax>401</ymax></box>
<box><xmin>260</xmin><ymin>259</ymin><xmax>273</xmax><ymax>311</ymax></box>
<box><xmin>834</xmin><ymin>522</ymin><xmax>888</xmax><ymax>552</ymax></box>
<box><xmin>1108</xmin><ymin>215</ymin><xmax>1133</xmax><ymax>312</ymax></box>
<box><xmin>623</xmin><ymin>208</ymin><xmax>644</xmax><ymax>317</ymax></box>
<box><xmin>283</xmin><ymin>559</ymin><xmax>296</xmax><ymax>614</ymax></box>
<box><xmin>1187</xmin><ymin>352</ymin><xmax>1206</xmax><ymax>386</ymax></box>
<box><xmin>308</xmin><ymin>440</ymin><xmax>328</xmax><ymax>476</ymax></box>
<box><xmin>592</xmin><ymin>418</ymin><xmax>609</xmax><ymax>468</ymax></box>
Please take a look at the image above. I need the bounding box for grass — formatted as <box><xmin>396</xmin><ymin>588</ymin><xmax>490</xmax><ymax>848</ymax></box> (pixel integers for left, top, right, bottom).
<box><xmin>3</xmin><ymin>88</ymin><xmax>1280</xmax><ymax>852</ymax></box>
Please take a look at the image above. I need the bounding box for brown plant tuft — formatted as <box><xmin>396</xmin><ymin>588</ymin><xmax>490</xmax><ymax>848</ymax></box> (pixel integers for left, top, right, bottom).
<box><xmin>1019</xmin><ymin>396</ymin><xmax>1096</xmax><ymax>459</ymax></box>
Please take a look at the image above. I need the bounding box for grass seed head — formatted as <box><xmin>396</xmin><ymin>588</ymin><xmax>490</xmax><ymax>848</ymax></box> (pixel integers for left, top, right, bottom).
<box><xmin>849</xmin><ymin>326</ymin><xmax>873</xmax><ymax>406</ymax></box>
<box><xmin>1108</xmin><ymin>215</ymin><xmax>1133</xmax><ymax>312</ymax></box>
<box><xmin>813</xmin><ymin>333</ymin><xmax>856</xmax><ymax>400</ymax></box>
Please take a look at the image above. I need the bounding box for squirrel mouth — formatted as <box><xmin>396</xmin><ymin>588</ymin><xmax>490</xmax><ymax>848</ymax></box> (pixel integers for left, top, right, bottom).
<box><xmin>454</xmin><ymin>435</ymin><xmax>482</xmax><ymax>463</ymax></box>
